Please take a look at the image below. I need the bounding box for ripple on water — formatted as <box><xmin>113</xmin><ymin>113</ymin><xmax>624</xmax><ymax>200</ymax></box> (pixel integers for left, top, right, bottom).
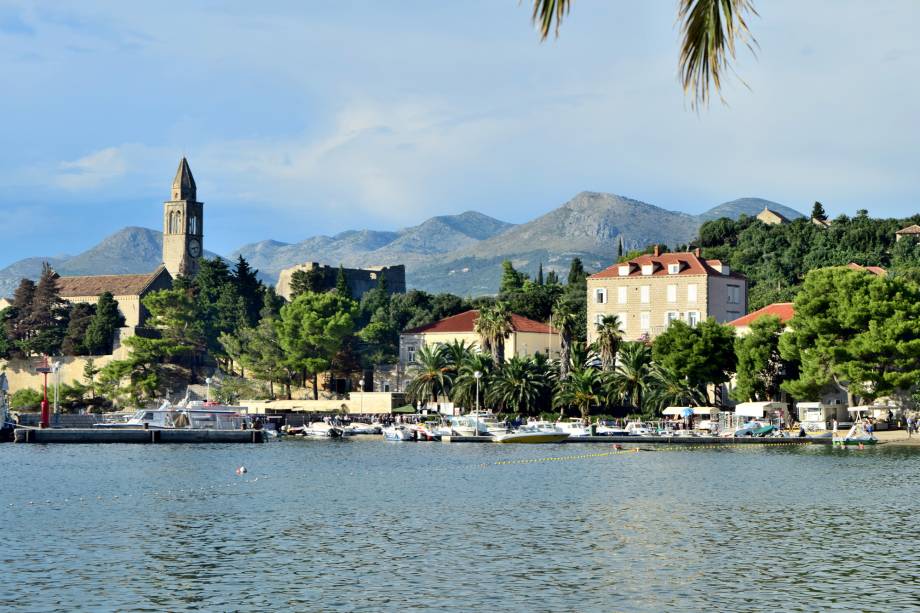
<box><xmin>2</xmin><ymin>442</ymin><xmax>920</xmax><ymax>612</ymax></box>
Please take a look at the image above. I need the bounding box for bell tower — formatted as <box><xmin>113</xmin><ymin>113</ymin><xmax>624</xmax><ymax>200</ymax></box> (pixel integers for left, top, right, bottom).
<box><xmin>162</xmin><ymin>157</ymin><xmax>203</xmax><ymax>279</ymax></box>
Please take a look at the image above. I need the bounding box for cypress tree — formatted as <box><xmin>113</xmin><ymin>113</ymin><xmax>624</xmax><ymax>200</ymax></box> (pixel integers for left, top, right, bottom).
<box><xmin>336</xmin><ymin>265</ymin><xmax>350</xmax><ymax>298</ymax></box>
<box><xmin>567</xmin><ymin>257</ymin><xmax>586</xmax><ymax>286</ymax></box>
<box><xmin>617</xmin><ymin>236</ymin><xmax>624</xmax><ymax>258</ymax></box>
<box><xmin>537</xmin><ymin>262</ymin><xmax>544</xmax><ymax>285</ymax></box>
<box><xmin>84</xmin><ymin>292</ymin><xmax>125</xmax><ymax>355</ymax></box>
<box><xmin>63</xmin><ymin>303</ymin><xmax>96</xmax><ymax>355</ymax></box>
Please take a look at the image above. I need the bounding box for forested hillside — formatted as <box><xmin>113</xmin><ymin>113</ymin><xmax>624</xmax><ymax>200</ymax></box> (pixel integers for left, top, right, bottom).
<box><xmin>697</xmin><ymin>209</ymin><xmax>920</xmax><ymax>309</ymax></box>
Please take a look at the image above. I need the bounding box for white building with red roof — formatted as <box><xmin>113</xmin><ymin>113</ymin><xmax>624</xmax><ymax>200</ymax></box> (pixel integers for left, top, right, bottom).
<box><xmin>586</xmin><ymin>246</ymin><xmax>748</xmax><ymax>342</ymax></box>
<box><xmin>399</xmin><ymin>309</ymin><xmax>559</xmax><ymax>367</ymax></box>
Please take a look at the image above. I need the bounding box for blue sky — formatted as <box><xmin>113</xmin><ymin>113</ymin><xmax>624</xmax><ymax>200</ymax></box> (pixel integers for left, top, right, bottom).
<box><xmin>0</xmin><ymin>1</ymin><xmax>917</xmax><ymax>267</ymax></box>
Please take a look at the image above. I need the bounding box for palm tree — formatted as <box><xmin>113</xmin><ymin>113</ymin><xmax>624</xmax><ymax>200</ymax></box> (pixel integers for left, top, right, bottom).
<box><xmin>645</xmin><ymin>364</ymin><xmax>707</xmax><ymax>416</ymax></box>
<box><xmin>611</xmin><ymin>341</ymin><xmax>652</xmax><ymax>413</ymax></box>
<box><xmin>443</xmin><ymin>339</ymin><xmax>476</xmax><ymax>376</ymax></box>
<box><xmin>487</xmin><ymin>356</ymin><xmax>547</xmax><ymax>416</ymax></box>
<box><xmin>474</xmin><ymin>304</ymin><xmax>514</xmax><ymax>365</ymax></box>
<box><xmin>405</xmin><ymin>344</ymin><xmax>452</xmax><ymax>405</ymax></box>
<box><xmin>593</xmin><ymin>314</ymin><xmax>624</xmax><ymax>371</ymax></box>
<box><xmin>552</xmin><ymin>307</ymin><xmax>579</xmax><ymax>381</ymax></box>
<box><xmin>452</xmin><ymin>352</ymin><xmax>494</xmax><ymax>409</ymax></box>
<box><xmin>531</xmin><ymin>0</ymin><xmax>758</xmax><ymax>109</ymax></box>
<box><xmin>554</xmin><ymin>367</ymin><xmax>603</xmax><ymax>421</ymax></box>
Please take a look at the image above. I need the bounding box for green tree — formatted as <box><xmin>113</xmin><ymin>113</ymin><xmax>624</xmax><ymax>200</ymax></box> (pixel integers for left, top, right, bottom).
<box><xmin>554</xmin><ymin>367</ymin><xmax>603</xmax><ymax>420</ymax></box>
<box><xmin>474</xmin><ymin>303</ymin><xmax>513</xmax><ymax>365</ymax></box>
<box><xmin>779</xmin><ymin>267</ymin><xmax>920</xmax><ymax>402</ymax></box>
<box><xmin>811</xmin><ymin>201</ymin><xmax>828</xmax><ymax>222</ymax></box>
<box><xmin>609</xmin><ymin>341</ymin><xmax>652</xmax><ymax>413</ymax></box>
<box><xmin>499</xmin><ymin>260</ymin><xmax>526</xmax><ymax>294</ymax></box>
<box><xmin>593</xmin><ymin>314</ymin><xmax>624</xmax><ymax>370</ymax></box>
<box><xmin>405</xmin><ymin>344</ymin><xmax>452</xmax><ymax>405</ymax></box>
<box><xmin>9</xmin><ymin>388</ymin><xmax>43</xmax><ymax>410</ymax></box>
<box><xmin>451</xmin><ymin>352</ymin><xmax>494</xmax><ymax>410</ymax></box>
<box><xmin>83</xmin><ymin>358</ymin><xmax>99</xmax><ymax>399</ymax></box>
<box><xmin>62</xmin><ymin>303</ymin><xmax>96</xmax><ymax>355</ymax></box>
<box><xmin>290</xmin><ymin>267</ymin><xmax>324</xmax><ymax>297</ymax></box>
<box><xmin>732</xmin><ymin>315</ymin><xmax>785</xmax><ymax>402</ymax></box>
<box><xmin>4</xmin><ymin>278</ymin><xmax>36</xmax><ymax>357</ymax></box>
<box><xmin>487</xmin><ymin>356</ymin><xmax>547</xmax><ymax>416</ymax></box>
<box><xmin>232</xmin><ymin>255</ymin><xmax>264</xmax><ymax>327</ymax></box>
<box><xmin>20</xmin><ymin>264</ymin><xmax>70</xmax><ymax>356</ymax></box>
<box><xmin>277</xmin><ymin>291</ymin><xmax>359</xmax><ymax>400</ymax></box>
<box><xmin>83</xmin><ymin>292</ymin><xmax>125</xmax><ymax>355</ymax></box>
<box><xmin>645</xmin><ymin>364</ymin><xmax>707</xmax><ymax>414</ymax></box>
<box><xmin>335</xmin><ymin>265</ymin><xmax>350</xmax><ymax>298</ymax></box>
<box><xmin>652</xmin><ymin>319</ymin><xmax>736</xmax><ymax>402</ymax></box>
<box><xmin>536</xmin><ymin>262</ymin><xmax>544</xmax><ymax>286</ymax></box>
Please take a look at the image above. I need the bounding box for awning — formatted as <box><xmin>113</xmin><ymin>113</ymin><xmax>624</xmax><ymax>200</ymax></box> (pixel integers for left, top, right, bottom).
<box><xmin>796</xmin><ymin>402</ymin><xmax>826</xmax><ymax>410</ymax></box>
<box><xmin>663</xmin><ymin>406</ymin><xmax>717</xmax><ymax>416</ymax></box>
<box><xmin>391</xmin><ymin>405</ymin><xmax>416</xmax><ymax>414</ymax></box>
<box><xmin>735</xmin><ymin>401</ymin><xmax>788</xmax><ymax>418</ymax></box>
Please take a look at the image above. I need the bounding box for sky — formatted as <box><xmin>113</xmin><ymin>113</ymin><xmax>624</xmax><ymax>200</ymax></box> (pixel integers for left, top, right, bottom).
<box><xmin>0</xmin><ymin>1</ymin><xmax>917</xmax><ymax>267</ymax></box>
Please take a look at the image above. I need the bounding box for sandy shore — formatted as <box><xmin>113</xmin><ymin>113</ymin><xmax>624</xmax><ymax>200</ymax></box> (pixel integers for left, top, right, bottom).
<box><xmin>872</xmin><ymin>430</ymin><xmax>920</xmax><ymax>446</ymax></box>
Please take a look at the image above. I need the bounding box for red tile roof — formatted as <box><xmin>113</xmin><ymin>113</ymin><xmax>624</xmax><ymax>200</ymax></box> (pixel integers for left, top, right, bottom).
<box><xmin>403</xmin><ymin>309</ymin><xmax>556</xmax><ymax>335</ymax></box>
<box><xmin>589</xmin><ymin>251</ymin><xmax>746</xmax><ymax>279</ymax></box>
<box><xmin>846</xmin><ymin>262</ymin><xmax>887</xmax><ymax>276</ymax></box>
<box><xmin>56</xmin><ymin>266</ymin><xmax>169</xmax><ymax>298</ymax></box>
<box><xmin>896</xmin><ymin>224</ymin><xmax>920</xmax><ymax>235</ymax></box>
<box><xmin>728</xmin><ymin>302</ymin><xmax>795</xmax><ymax>328</ymax></box>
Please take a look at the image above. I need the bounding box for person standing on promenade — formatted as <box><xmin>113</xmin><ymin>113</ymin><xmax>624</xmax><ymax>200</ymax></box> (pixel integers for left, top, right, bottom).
<box><xmin>907</xmin><ymin>415</ymin><xmax>914</xmax><ymax>439</ymax></box>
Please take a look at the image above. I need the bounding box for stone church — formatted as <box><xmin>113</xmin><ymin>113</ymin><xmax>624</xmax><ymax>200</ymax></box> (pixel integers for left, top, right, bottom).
<box><xmin>57</xmin><ymin>158</ymin><xmax>204</xmax><ymax>331</ymax></box>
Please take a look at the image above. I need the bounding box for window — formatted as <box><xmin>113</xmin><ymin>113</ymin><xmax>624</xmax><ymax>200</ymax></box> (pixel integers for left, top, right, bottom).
<box><xmin>617</xmin><ymin>312</ymin><xmax>628</xmax><ymax>332</ymax></box>
<box><xmin>668</xmin><ymin>263</ymin><xmax>680</xmax><ymax>274</ymax></box>
<box><xmin>688</xmin><ymin>311</ymin><xmax>700</xmax><ymax>326</ymax></box>
<box><xmin>617</xmin><ymin>286</ymin><xmax>627</xmax><ymax>304</ymax></box>
<box><xmin>687</xmin><ymin>283</ymin><xmax>698</xmax><ymax>303</ymax></box>
<box><xmin>188</xmin><ymin>216</ymin><xmax>197</xmax><ymax>234</ymax></box>
<box><xmin>640</xmin><ymin>312</ymin><xmax>650</xmax><ymax>330</ymax></box>
<box><xmin>728</xmin><ymin>284</ymin><xmax>741</xmax><ymax>304</ymax></box>
<box><xmin>665</xmin><ymin>311</ymin><xmax>679</xmax><ymax>327</ymax></box>
<box><xmin>666</xmin><ymin>284</ymin><xmax>677</xmax><ymax>303</ymax></box>
<box><xmin>595</xmin><ymin>288</ymin><xmax>607</xmax><ymax>304</ymax></box>
<box><xmin>641</xmin><ymin>264</ymin><xmax>654</xmax><ymax>276</ymax></box>
<box><xmin>640</xmin><ymin>286</ymin><xmax>650</xmax><ymax>304</ymax></box>
<box><xmin>406</xmin><ymin>345</ymin><xmax>416</xmax><ymax>363</ymax></box>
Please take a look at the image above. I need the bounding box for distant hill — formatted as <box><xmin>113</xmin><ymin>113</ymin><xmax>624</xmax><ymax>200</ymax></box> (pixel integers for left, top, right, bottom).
<box><xmin>1</xmin><ymin>194</ymin><xmax>806</xmax><ymax>298</ymax></box>
<box><xmin>698</xmin><ymin>197</ymin><xmax>805</xmax><ymax>222</ymax></box>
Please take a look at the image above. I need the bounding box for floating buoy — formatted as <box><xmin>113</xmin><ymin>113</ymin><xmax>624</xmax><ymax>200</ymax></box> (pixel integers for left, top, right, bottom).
<box><xmin>236</xmin><ymin>466</ymin><xmax>247</xmax><ymax>475</ymax></box>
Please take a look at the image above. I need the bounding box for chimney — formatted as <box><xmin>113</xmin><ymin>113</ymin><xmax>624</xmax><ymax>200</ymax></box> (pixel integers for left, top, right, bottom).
<box><xmin>694</xmin><ymin>247</ymin><xmax>701</xmax><ymax>257</ymax></box>
<box><xmin>653</xmin><ymin>244</ymin><xmax>660</xmax><ymax>257</ymax></box>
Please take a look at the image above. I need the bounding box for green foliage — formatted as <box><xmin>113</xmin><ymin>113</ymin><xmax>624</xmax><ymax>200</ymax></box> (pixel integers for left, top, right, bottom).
<box><xmin>474</xmin><ymin>302</ymin><xmax>514</xmax><ymax>364</ymax></box>
<box><xmin>652</xmin><ymin>319</ymin><xmax>736</xmax><ymax>395</ymax></box>
<box><xmin>212</xmin><ymin>376</ymin><xmax>267</xmax><ymax>405</ymax></box>
<box><xmin>609</xmin><ymin>341</ymin><xmax>652</xmax><ymax>412</ymax></box>
<box><xmin>779</xmin><ymin>267</ymin><xmax>920</xmax><ymax>401</ymax></box>
<box><xmin>554</xmin><ymin>367</ymin><xmax>603</xmax><ymax>420</ymax></box>
<box><xmin>17</xmin><ymin>264</ymin><xmax>70</xmax><ymax>357</ymax></box>
<box><xmin>335</xmin><ymin>265</ymin><xmax>350</xmax><ymax>298</ymax></box>
<box><xmin>232</xmin><ymin>255</ymin><xmax>265</xmax><ymax>327</ymax></box>
<box><xmin>592</xmin><ymin>314</ymin><xmax>624</xmax><ymax>370</ymax></box>
<box><xmin>811</xmin><ymin>201</ymin><xmax>827</xmax><ymax>222</ymax></box>
<box><xmin>644</xmin><ymin>364</ymin><xmax>707</xmax><ymax>414</ymax></box>
<box><xmin>499</xmin><ymin>261</ymin><xmax>526</xmax><ymax>294</ymax></box>
<box><xmin>290</xmin><ymin>267</ymin><xmax>324</xmax><ymax>297</ymax></box>
<box><xmin>732</xmin><ymin>315</ymin><xmax>786</xmax><ymax>402</ymax></box>
<box><xmin>486</xmin><ymin>355</ymin><xmax>551</xmax><ymax>416</ymax></box>
<box><xmin>405</xmin><ymin>344</ymin><xmax>452</xmax><ymax>404</ymax></box>
<box><xmin>10</xmin><ymin>388</ymin><xmax>43</xmax><ymax>410</ymax></box>
<box><xmin>62</xmin><ymin>303</ymin><xmax>96</xmax><ymax>355</ymax></box>
<box><xmin>83</xmin><ymin>292</ymin><xmax>125</xmax><ymax>355</ymax></box>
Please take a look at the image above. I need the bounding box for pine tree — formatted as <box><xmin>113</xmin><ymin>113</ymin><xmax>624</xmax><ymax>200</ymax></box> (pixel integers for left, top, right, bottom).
<box><xmin>63</xmin><ymin>303</ymin><xmax>96</xmax><ymax>355</ymax></box>
<box><xmin>4</xmin><ymin>278</ymin><xmax>36</xmax><ymax>357</ymax></box>
<box><xmin>811</xmin><ymin>201</ymin><xmax>828</xmax><ymax>222</ymax></box>
<box><xmin>335</xmin><ymin>265</ymin><xmax>350</xmax><ymax>298</ymax></box>
<box><xmin>499</xmin><ymin>261</ymin><xmax>525</xmax><ymax>294</ymax></box>
<box><xmin>290</xmin><ymin>268</ymin><xmax>323</xmax><ymax>297</ymax></box>
<box><xmin>83</xmin><ymin>292</ymin><xmax>125</xmax><ymax>355</ymax></box>
<box><xmin>232</xmin><ymin>255</ymin><xmax>264</xmax><ymax>327</ymax></box>
<box><xmin>22</xmin><ymin>264</ymin><xmax>69</xmax><ymax>356</ymax></box>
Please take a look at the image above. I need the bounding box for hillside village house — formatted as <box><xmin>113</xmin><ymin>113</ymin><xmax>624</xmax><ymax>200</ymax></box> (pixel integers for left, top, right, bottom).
<box><xmin>756</xmin><ymin>206</ymin><xmax>791</xmax><ymax>225</ymax></box>
<box><xmin>57</xmin><ymin>266</ymin><xmax>173</xmax><ymax>331</ymax></box>
<box><xmin>895</xmin><ymin>224</ymin><xmax>920</xmax><ymax>242</ymax></box>
<box><xmin>399</xmin><ymin>310</ymin><xmax>560</xmax><ymax>370</ymax></box>
<box><xmin>586</xmin><ymin>247</ymin><xmax>748</xmax><ymax>343</ymax></box>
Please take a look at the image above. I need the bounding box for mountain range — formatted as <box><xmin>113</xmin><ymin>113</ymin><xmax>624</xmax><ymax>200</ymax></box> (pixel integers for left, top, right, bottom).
<box><xmin>0</xmin><ymin>194</ymin><xmax>803</xmax><ymax>298</ymax></box>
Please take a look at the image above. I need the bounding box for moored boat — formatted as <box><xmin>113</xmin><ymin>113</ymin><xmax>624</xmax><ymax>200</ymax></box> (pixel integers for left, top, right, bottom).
<box><xmin>382</xmin><ymin>425</ymin><xmax>416</xmax><ymax>441</ymax></box>
<box><xmin>494</xmin><ymin>427</ymin><xmax>570</xmax><ymax>444</ymax></box>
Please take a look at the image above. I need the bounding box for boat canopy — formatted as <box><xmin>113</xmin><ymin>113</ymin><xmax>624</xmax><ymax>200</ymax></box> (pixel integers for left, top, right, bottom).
<box><xmin>662</xmin><ymin>406</ymin><xmax>717</xmax><ymax>416</ymax></box>
<box><xmin>796</xmin><ymin>401</ymin><xmax>830</xmax><ymax>410</ymax></box>
<box><xmin>734</xmin><ymin>401</ymin><xmax>788</xmax><ymax>418</ymax></box>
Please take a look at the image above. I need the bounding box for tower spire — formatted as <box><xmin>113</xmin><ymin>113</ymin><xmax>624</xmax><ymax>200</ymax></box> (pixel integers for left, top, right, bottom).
<box><xmin>171</xmin><ymin>157</ymin><xmax>197</xmax><ymax>201</ymax></box>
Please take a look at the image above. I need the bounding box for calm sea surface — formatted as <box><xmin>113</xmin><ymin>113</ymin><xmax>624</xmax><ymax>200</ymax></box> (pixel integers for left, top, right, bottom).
<box><xmin>1</xmin><ymin>440</ymin><xmax>918</xmax><ymax>612</ymax></box>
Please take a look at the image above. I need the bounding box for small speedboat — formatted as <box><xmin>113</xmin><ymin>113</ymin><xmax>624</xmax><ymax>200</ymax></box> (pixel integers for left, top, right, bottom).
<box><xmin>494</xmin><ymin>428</ymin><xmax>570</xmax><ymax>444</ymax></box>
<box><xmin>554</xmin><ymin>418</ymin><xmax>592</xmax><ymax>437</ymax></box>
<box><xmin>344</xmin><ymin>422</ymin><xmax>381</xmax><ymax>435</ymax></box>
<box><xmin>304</xmin><ymin>422</ymin><xmax>344</xmax><ymax>438</ymax></box>
<box><xmin>595</xmin><ymin>421</ymin><xmax>630</xmax><ymax>436</ymax></box>
<box><xmin>382</xmin><ymin>425</ymin><xmax>416</xmax><ymax>441</ymax></box>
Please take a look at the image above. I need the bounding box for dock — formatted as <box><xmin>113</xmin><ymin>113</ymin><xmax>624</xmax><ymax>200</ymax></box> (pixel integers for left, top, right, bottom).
<box><xmin>14</xmin><ymin>428</ymin><xmax>265</xmax><ymax>444</ymax></box>
<box><xmin>441</xmin><ymin>435</ymin><xmax>831</xmax><ymax>445</ymax></box>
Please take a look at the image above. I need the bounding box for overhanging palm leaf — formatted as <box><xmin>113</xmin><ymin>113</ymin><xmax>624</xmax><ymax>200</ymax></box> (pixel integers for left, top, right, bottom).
<box><xmin>530</xmin><ymin>0</ymin><xmax>758</xmax><ymax>109</ymax></box>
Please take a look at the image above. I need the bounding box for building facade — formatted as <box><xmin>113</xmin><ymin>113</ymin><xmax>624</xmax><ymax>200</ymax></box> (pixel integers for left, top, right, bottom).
<box><xmin>756</xmin><ymin>207</ymin><xmax>790</xmax><ymax>225</ymax></box>
<box><xmin>586</xmin><ymin>247</ymin><xmax>748</xmax><ymax>343</ymax></box>
<box><xmin>57</xmin><ymin>266</ymin><xmax>173</xmax><ymax>330</ymax></box>
<box><xmin>276</xmin><ymin>262</ymin><xmax>406</xmax><ymax>301</ymax></box>
<box><xmin>398</xmin><ymin>310</ymin><xmax>560</xmax><ymax>371</ymax></box>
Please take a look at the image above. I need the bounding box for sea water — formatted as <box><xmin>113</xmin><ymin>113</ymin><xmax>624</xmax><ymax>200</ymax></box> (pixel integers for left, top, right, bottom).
<box><xmin>1</xmin><ymin>441</ymin><xmax>918</xmax><ymax>612</ymax></box>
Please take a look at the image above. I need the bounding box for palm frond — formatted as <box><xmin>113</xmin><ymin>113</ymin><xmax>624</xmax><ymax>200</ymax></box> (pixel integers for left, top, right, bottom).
<box><xmin>531</xmin><ymin>0</ymin><xmax>571</xmax><ymax>41</ymax></box>
<box><xmin>678</xmin><ymin>0</ymin><xmax>758</xmax><ymax>110</ymax></box>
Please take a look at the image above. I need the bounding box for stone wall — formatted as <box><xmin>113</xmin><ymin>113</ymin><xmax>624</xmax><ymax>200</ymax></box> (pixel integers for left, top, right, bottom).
<box><xmin>276</xmin><ymin>262</ymin><xmax>406</xmax><ymax>301</ymax></box>
<box><xmin>1</xmin><ymin>344</ymin><xmax>131</xmax><ymax>396</ymax></box>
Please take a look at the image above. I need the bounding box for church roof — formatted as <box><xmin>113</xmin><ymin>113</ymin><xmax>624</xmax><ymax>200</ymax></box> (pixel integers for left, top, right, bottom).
<box><xmin>172</xmin><ymin>157</ymin><xmax>197</xmax><ymax>200</ymax></box>
<box><xmin>56</xmin><ymin>266</ymin><xmax>170</xmax><ymax>298</ymax></box>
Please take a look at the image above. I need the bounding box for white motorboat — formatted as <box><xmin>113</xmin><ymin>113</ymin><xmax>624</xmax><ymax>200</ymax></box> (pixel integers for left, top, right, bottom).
<box><xmin>382</xmin><ymin>425</ymin><xmax>416</xmax><ymax>441</ymax></box>
<box><xmin>595</xmin><ymin>421</ymin><xmax>630</xmax><ymax>436</ymax></box>
<box><xmin>305</xmin><ymin>422</ymin><xmax>345</xmax><ymax>438</ymax></box>
<box><xmin>343</xmin><ymin>422</ymin><xmax>381</xmax><ymax>435</ymax></box>
<box><xmin>554</xmin><ymin>418</ymin><xmax>592</xmax><ymax>437</ymax></box>
<box><xmin>94</xmin><ymin>400</ymin><xmax>249</xmax><ymax>430</ymax></box>
<box><xmin>450</xmin><ymin>411</ymin><xmax>508</xmax><ymax>436</ymax></box>
<box><xmin>494</xmin><ymin>427</ymin><xmax>571</xmax><ymax>444</ymax></box>
<box><xmin>625</xmin><ymin>421</ymin><xmax>653</xmax><ymax>436</ymax></box>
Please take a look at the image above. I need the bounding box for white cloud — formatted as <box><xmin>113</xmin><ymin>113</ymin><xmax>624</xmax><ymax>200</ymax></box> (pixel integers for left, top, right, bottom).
<box><xmin>55</xmin><ymin>146</ymin><xmax>128</xmax><ymax>190</ymax></box>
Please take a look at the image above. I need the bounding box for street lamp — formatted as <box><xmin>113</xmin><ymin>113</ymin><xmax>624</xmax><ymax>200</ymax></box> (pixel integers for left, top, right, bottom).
<box><xmin>205</xmin><ymin>377</ymin><xmax>212</xmax><ymax>403</ymax></box>
<box><xmin>473</xmin><ymin>370</ymin><xmax>482</xmax><ymax>435</ymax></box>
<box><xmin>358</xmin><ymin>378</ymin><xmax>365</xmax><ymax>414</ymax></box>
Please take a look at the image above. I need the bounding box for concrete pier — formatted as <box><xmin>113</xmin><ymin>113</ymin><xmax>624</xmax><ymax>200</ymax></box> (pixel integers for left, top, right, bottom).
<box><xmin>441</xmin><ymin>435</ymin><xmax>830</xmax><ymax>445</ymax></box>
<box><xmin>14</xmin><ymin>428</ymin><xmax>265</xmax><ymax>444</ymax></box>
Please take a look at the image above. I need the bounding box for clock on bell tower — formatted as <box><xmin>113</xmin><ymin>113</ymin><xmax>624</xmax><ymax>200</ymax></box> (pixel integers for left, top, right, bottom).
<box><xmin>162</xmin><ymin>157</ymin><xmax>204</xmax><ymax>279</ymax></box>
